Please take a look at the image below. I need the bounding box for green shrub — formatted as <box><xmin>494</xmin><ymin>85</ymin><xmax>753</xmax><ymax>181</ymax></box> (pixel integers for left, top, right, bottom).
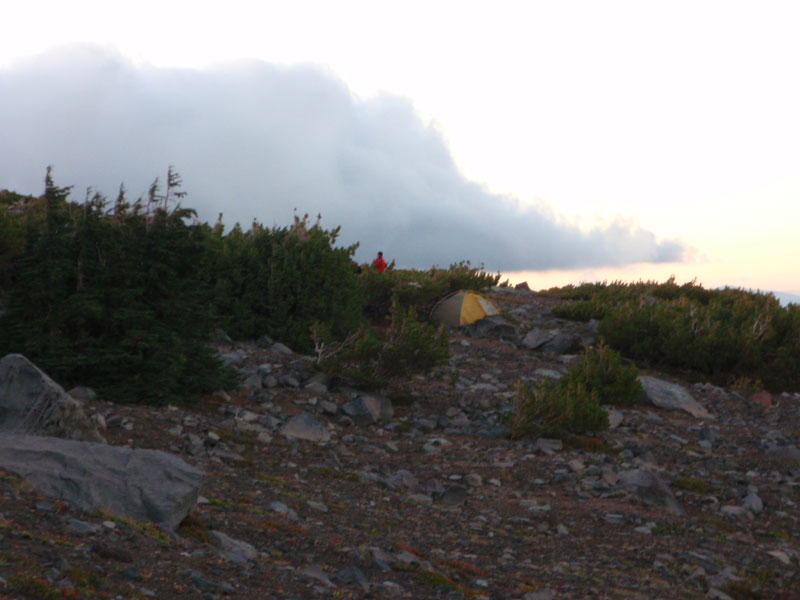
<box><xmin>551</xmin><ymin>300</ymin><xmax>605</xmax><ymax>322</ymax></box>
<box><xmin>209</xmin><ymin>214</ymin><xmax>364</xmax><ymax>354</ymax></box>
<box><xmin>508</xmin><ymin>342</ymin><xmax>636</xmax><ymax>439</ymax></box>
<box><xmin>358</xmin><ymin>261</ymin><xmax>499</xmax><ymax>321</ymax></box>
<box><xmin>509</xmin><ymin>378</ymin><xmax>608</xmax><ymax>439</ymax></box>
<box><xmin>0</xmin><ymin>169</ymin><xmax>238</xmax><ymax>405</ymax></box>
<box><xmin>548</xmin><ymin>277</ymin><xmax>800</xmax><ymax>392</ymax></box>
<box><xmin>313</xmin><ymin>297</ymin><xmax>449</xmax><ymax>388</ymax></box>
<box><xmin>561</xmin><ymin>342</ymin><xmax>642</xmax><ymax>406</ymax></box>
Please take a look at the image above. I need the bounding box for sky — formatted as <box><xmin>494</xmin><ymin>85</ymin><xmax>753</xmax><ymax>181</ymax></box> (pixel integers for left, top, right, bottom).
<box><xmin>1</xmin><ymin>1</ymin><xmax>799</xmax><ymax>298</ymax></box>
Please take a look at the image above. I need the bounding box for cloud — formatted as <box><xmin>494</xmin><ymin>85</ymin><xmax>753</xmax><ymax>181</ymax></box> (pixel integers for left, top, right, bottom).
<box><xmin>0</xmin><ymin>45</ymin><xmax>687</xmax><ymax>271</ymax></box>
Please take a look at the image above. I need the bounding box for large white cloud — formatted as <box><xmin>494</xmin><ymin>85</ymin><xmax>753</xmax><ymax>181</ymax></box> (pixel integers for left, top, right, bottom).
<box><xmin>0</xmin><ymin>45</ymin><xmax>686</xmax><ymax>271</ymax></box>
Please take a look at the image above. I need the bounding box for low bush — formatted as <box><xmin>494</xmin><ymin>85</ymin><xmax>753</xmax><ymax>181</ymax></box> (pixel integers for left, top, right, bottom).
<box><xmin>508</xmin><ymin>342</ymin><xmax>638</xmax><ymax>439</ymax></box>
<box><xmin>509</xmin><ymin>378</ymin><xmax>608</xmax><ymax>439</ymax></box>
<box><xmin>560</xmin><ymin>343</ymin><xmax>642</xmax><ymax>406</ymax></box>
<box><xmin>313</xmin><ymin>297</ymin><xmax>449</xmax><ymax>388</ymax></box>
<box><xmin>359</xmin><ymin>261</ymin><xmax>500</xmax><ymax>321</ymax></box>
<box><xmin>548</xmin><ymin>277</ymin><xmax>800</xmax><ymax>392</ymax></box>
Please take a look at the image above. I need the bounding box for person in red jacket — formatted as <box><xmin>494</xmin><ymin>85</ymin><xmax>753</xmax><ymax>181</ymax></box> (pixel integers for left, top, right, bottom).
<box><xmin>372</xmin><ymin>251</ymin><xmax>387</xmax><ymax>274</ymax></box>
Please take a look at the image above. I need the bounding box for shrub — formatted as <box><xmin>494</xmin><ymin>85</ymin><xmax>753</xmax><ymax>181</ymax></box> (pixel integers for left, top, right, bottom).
<box><xmin>509</xmin><ymin>378</ymin><xmax>608</xmax><ymax>439</ymax></box>
<box><xmin>209</xmin><ymin>214</ymin><xmax>364</xmax><ymax>354</ymax></box>
<box><xmin>560</xmin><ymin>342</ymin><xmax>642</xmax><ymax>406</ymax></box>
<box><xmin>508</xmin><ymin>342</ymin><xmax>636</xmax><ymax>439</ymax></box>
<box><xmin>313</xmin><ymin>297</ymin><xmax>449</xmax><ymax>388</ymax></box>
<box><xmin>358</xmin><ymin>261</ymin><xmax>500</xmax><ymax>321</ymax></box>
<box><xmin>549</xmin><ymin>277</ymin><xmax>800</xmax><ymax>392</ymax></box>
<box><xmin>0</xmin><ymin>169</ymin><xmax>237</xmax><ymax>405</ymax></box>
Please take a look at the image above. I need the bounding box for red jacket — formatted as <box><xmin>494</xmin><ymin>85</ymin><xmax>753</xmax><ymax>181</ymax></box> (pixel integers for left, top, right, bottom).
<box><xmin>373</xmin><ymin>255</ymin><xmax>387</xmax><ymax>274</ymax></box>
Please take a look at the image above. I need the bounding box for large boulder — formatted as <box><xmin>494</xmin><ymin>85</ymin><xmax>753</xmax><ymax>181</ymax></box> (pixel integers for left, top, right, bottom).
<box><xmin>619</xmin><ymin>469</ymin><xmax>685</xmax><ymax>516</ymax></box>
<box><xmin>280</xmin><ymin>412</ymin><xmax>330</xmax><ymax>442</ymax></box>
<box><xmin>639</xmin><ymin>376</ymin><xmax>714</xmax><ymax>420</ymax></box>
<box><xmin>0</xmin><ymin>354</ymin><xmax>104</xmax><ymax>442</ymax></box>
<box><xmin>341</xmin><ymin>394</ymin><xmax>393</xmax><ymax>426</ymax></box>
<box><xmin>0</xmin><ymin>433</ymin><xmax>203</xmax><ymax>530</ymax></box>
<box><xmin>465</xmin><ymin>316</ymin><xmax>517</xmax><ymax>341</ymax></box>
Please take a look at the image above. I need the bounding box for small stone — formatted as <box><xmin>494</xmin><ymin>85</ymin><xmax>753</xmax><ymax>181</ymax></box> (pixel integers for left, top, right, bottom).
<box><xmin>307</xmin><ymin>500</ymin><xmax>329</xmax><ymax>512</ymax></box>
<box><xmin>743</xmin><ymin>492</ymin><xmax>763</xmax><ymax>514</ymax></box>
<box><xmin>524</xmin><ymin>590</ymin><xmax>555</xmax><ymax>600</ymax></box>
<box><xmin>465</xmin><ymin>473</ymin><xmax>483</xmax><ymax>486</ymax></box>
<box><xmin>271</xmin><ymin>342</ymin><xmax>294</xmax><ymax>355</ymax></box>
<box><xmin>280</xmin><ymin>412</ymin><xmax>330</xmax><ymax>443</ymax></box>
<box><xmin>720</xmin><ymin>505</ymin><xmax>748</xmax><ymax>518</ymax></box>
<box><xmin>766</xmin><ymin>550</ymin><xmax>791</xmax><ymax>565</ymax></box>
<box><xmin>603</xmin><ymin>513</ymin><xmax>625</xmax><ymax>524</ymax></box>
<box><xmin>533</xmin><ymin>438</ymin><xmax>562</xmax><ymax>455</ymax></box>
<box><xmin>605</xmin><ymin>408</ymin><xmax>624</xmax><ymax>429</ymax></box>
<box><xmin>440</xmin><ymin>485</ymin><xmax>467</xmax><ymax>506</ymax></box>
<box><xmin>567</xmin><ymin>459</ymin><xmax>585</xmax><ymax>473</ymax></box>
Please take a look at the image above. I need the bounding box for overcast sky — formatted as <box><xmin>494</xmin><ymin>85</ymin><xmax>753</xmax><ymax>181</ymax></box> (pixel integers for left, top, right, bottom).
<box><xmin>1</xmin><ymin>1</ymin><xmax>799</xmax><ymax>293</ymax></box>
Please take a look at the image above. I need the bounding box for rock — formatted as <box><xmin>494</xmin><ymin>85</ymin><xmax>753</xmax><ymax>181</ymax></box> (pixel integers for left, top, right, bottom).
<box><xmin>302</xmin><ymin>563</ymin><xmax>334</xmax><ymax>586</ymax></box>
<box><xmin>521</xmin><ymin>328</ymin><xmax>554</xmax><ymax>350</ymax></box>
<box><xmin>218</xmin><ymin>351</ymin><xmax>247</xmax><ymax>366</ymax></box>
<box><xmin>241</xmin><ymin>374</ymin><xmax>263</xmax><ymax>390</ymax></box>
<box><xmin>465</xmin><ymin>473</ymin><xmax>483</xmax><ymax>486</ymax></box>
<box><xmin>334</xmin><ymin>566</ymin><xmax>370</xmax><ymax>591</ymax></box>
<box><xmin>307</xmin><ymin>500</ymin><xmax>328</xmax><ymax>512</ymax></box>
<box><xmin>440</xmin><ymin>484</ymin><xmax>467</xmax><ymax>506</ymax></box>
<box><xmin>280</xmin><ymin>412</ymin><xmax>330</xmax><ymax>443</ymax></box>
<box><xmin>465</xmin><ymin>316</ymin><xmax>517</xmax><ymax>340</ymax></box>
<box><xmin>766</xmin><ymin>550</ymin><xmax>791</xmax><ymax>565</ymax></box>
<box><xmin>304</xmin><ymin>381</ymin><xmax>329</xmax><ymax>395</ymax></box>
<box><xmin>66</xmin><ymin>517</ymin><xmax>102</xmax><ymax>535</ymax></box>
<box><xmin>541</xmin><ymin>332</ymin><xmax>583</xmax><ymax>355</ymax></box>
<box><xmin>605</xmin><ymin>408</ymin><xmax>624</xmax><ymax>429</ymax></box>
<box><xmin>210</xmin><ymin>530</ymin><xmax>259</xmax><ymax>566</ymax></box>
<box><xmin>341</xmin><ymin>395</ymin><xmax>393</xmax><ymax>426</ymax></box>
<box><xmin>639</xmin><ymin>376</ymin><xmax>714</xmax><ymax>420</ymax></box>
<box><xmin>305</xmin><ymin>372</ymin><xmax>331</xmax><ymax>394</ymax></box>
<box><xmin>533</xmin><ymin>438</ymin><xmax>563</xmax><ymax>455</ymax></box>
<box><xmin>524</xmin><ymin>590</ymin><xmax>555</xmax><ymax>600</ymax></box>
<box><xmin>618</xmin><ymin>469</ymin><xmax>685</xmax><ymax>516</ymax></box>
<box><xmin>720</xmin><ymin>505</ymin><xmax>748</xmax><ymax>518</ymax></box>
<box><xmin>767</xmin><ymin>445</ymin><xmax>800</xmax><ymax>464</ymax></box>
<box><xmin>271</xmin><ymin>342</ymin><xmax>294</xmax><ymax>355</ymax></box>
<box><xmin>382</xmin><ymin>470</ymin><xmax>418</xmax><ymax>490</ymax></box>
<box><xmin>67</xmin><ymin>386</ymin><xmax>96</xmax><ymax>402</ymax></box>
<box><xmin>0</xmin><ymin>433</ymin><xmax>203</xmax><ymax>530</ymax></box>
<box><xmin>0</xmin><ymin>354</ymin><xmax>104</xmax><ymax>442</ymax></box>
<box><xmin>743</xmin><ymin>492</ymin><xmax>763</xmax><ymax>514</ymax></box>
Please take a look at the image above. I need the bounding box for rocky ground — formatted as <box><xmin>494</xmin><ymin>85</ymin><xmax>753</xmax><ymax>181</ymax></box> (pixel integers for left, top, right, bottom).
<box><xmin>1</xmin><ymin>288</ymin><xmax>799</xmax><ymax>599</ymax></box>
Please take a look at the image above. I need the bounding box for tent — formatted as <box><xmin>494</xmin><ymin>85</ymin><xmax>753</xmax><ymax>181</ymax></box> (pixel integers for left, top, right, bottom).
<box><xmin>431</xmin><ymin>291</ymin><xmax>500</xmax><ymax>327</ymax></box>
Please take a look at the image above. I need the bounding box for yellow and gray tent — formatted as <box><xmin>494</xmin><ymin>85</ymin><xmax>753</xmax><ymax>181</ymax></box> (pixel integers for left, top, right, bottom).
<box><xmin>430</xmin><ymin>291</ymin><xmax>500</xmax><ymax>327</ymax></box>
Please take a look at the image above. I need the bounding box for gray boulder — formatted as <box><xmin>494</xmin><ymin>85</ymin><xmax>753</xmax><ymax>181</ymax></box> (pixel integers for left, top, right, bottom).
<box><xmin>280</xmin><ymin>412</ymin><xmax>330</xmax><ymax>442</ymax></box>
<box><xmin>619</xmin><ymin>469</ymin><xmax>685</xmax><ymax>516</ymax></box>
<box><xmin>465</xmin><ymin>316</ymin><xmax>517</xmax><ymax>340</ymax></box>
<box><xmin>0</xmin><ymin>433</ymin><xmax>203</xmax><ymax>530</ymax></box>
<box><xmin>341</xmin><ymin>394</ymin><xmax>393</xmax><ymax>426</ymax></box>
<box><xmin>639</xmin><ymin>375</ymin><xmax>714</xmax><ymax>420</ymax></box>
<box><xmin>0</xmin><ymin>354</ymin><xmax>104</xmax><ymax>442</ymax></box>
<box><xmin>540</xmin><ymin>332</ymin><xmax>583</xmax><ymax>355</ymax></box>
<box><xmin>521</xmin><ymin>328</ymin><xmax>555</xmax><ymax>350</ymax></box>
<box><xmin>210</xmin><ymin>530</ymin><xmax>259</xmax><ymax>566</ymax></box>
